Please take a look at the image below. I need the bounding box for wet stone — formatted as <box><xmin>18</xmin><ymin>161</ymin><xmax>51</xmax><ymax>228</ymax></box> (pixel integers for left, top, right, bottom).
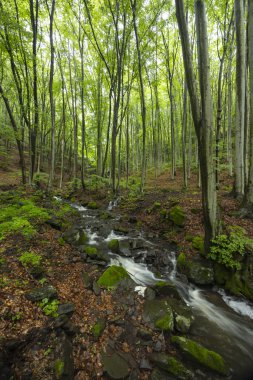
<box><xmin>58</xmin><ymin>302</ymin><xmax>75</xmax><ymax>316</ymax></box>
<box><xmin>92</xmin><ymin>281</ymin><xmax>101</xmax><ymax>296</ymax></box>
<box><xmin>102</xmin><ymin>352</ymin><xmax>130</xmax><ymax>379</ymax></box>
<box><xmin>25</xmin><ymin>285</ymin><xmax>57</xmax><ymax>302</ymax></box>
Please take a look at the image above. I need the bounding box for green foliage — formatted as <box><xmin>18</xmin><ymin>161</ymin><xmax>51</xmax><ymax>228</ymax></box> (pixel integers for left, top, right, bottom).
<box><xmin>19</xmin><ymin>251</ymin><xmax>42</xmax><ymax>269</ymax></box>
<box><xmin>192</xmin><ymin>236</ymin><xmax>205</xmax><ymax>255</ymax></box>
<box><xmin>0</xmin><ymin>199</ymin><xmax>49</xmax><ymax>241</ymax></box>
<box><xmin>84</xmin><ymin>246</ymin><xmax>98</xmax><ymax>256</ymax></box>
<box><xmin>0</xmin><ymin>276</ymin><xmax>9</xmax><ymax>288</ymax></box>
<box><xmin>209</xmin><ymin>227</ymin><xmax>252</xmax><ymax>270</ymax></box>
<box><xmin>91</xmin><ymin>319</ymin><xmax>106</xmax><ymax>339</ymax></box>
<box><xmin>11</xmin><ymin>311</ymin><xmax>22</xmax><ymax>322</ymax></box>
<box><xmin>107</xmin><ymin>239</ymin><xmax>119</xmax><ymax>252</ymax></box>
<box><xmin>39</xmin><ymin>298</ymin><xmax>59</xmax><ymax>318</ymax></box>
<box><xmin>0</xmin><ymin>256</ymin><xmax>5</xmax><ymax>266</ymax></box>
<box><xmin>84</xmin><ymin>175</ymin><xmax>109</xmax><ymax>191</ymax></box>
<box><xmin>0</xmin><ymin>218</ymin><xmax>36</xmax><ymax>241</ymax></box>
<box><xmin>57</xmin><ymin>237</ymin><xmax>65</xmax><ymax>246</ymax></box>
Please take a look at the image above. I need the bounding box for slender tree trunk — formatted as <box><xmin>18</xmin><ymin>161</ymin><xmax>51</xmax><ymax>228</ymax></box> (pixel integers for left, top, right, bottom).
<box><xmin>234</xmin><ymin>0</ymin><xmax>246</xmax><ymax>198</ymax></box>
<box><xmin>175</xmin><ymin>0</ymin><xmax>219</xmax><ymax>251</ymax></box>
<box><xmin>48</xmin><ymin>0</ymin><xmax>56</xmax><ymax>190</ymax></box>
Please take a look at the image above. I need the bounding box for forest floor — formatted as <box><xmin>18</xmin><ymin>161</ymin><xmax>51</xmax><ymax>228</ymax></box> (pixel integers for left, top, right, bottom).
<box><xmin>1</xmin><ymin>163</ymin><xmax>253</xmax><ymax>380</ymax></box>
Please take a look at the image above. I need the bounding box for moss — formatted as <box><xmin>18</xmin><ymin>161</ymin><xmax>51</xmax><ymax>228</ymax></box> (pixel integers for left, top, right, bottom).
<box><xmin>171</xmin><ymin>336</ymin><xmax>228</xmax><ymax>375</ymax></box>
<box><xmin>77</xmin><ymin>231</ymin><xmax>88</xmax><ymax>245</ymax></box>
<box><xmin>155</xmin><ymin>313</ymin><xmax>174</xmax><ymax>331</ymax></box>
<box><xmin>91</xmin><ymin>318</ymin><xmax>106</xmax><ymax>339</ymax></box>
<box><xmin>107</xmin><ymin>239</ymin><xmax>119</xmax><ymax>252</ymax></box>
<box><xmin>167</xmin><ymin>357</ymin><xmax>193</xmax><ymax>379</ymax></box>
<box><xmin>97</xmin><ymin>265</ymin><xmax>130</xmax><ymax>288</ymax></box>
<box><xmin>149</xmin><ymin>353</ymin><xmax>193</xmax><ymax>379</ymax></box>
<box><xmin>114</xmin><ymin>225</ymin><xmax>129</xmax><ymax>234</ymax></box>
<box><xmin>87</xmin><ymin>201</ymin><xmax>98</xmax><ymax>209</ymax></box>
<box><xmin>159</xmin><ymin>209</ymin><xmax>167</xmax><ymax>218</ymax></box>
<box><xmin>84</xmin><ymin>246</ymin><xmax>98</xmax><ymax>256</ymax></box>
<box><xmin>177</xmin><ymin>253</ymin><xmax>187</xmax><ymax>272</ymax></box>
<box><xmin>57</xmin><ymin>237</ymin><xmax>65</xmax><ymax>246</ymax></box>
<box><xmin>192</xmin><ymin>236</ymin><xmax>205</xmax><ymax>255</ymax></box>
<box><xmin>168</xmin><ymin>205</ymin><xmax>185</xmax><ymax>227</ymax></box>
<box><xmin>153</xmin><ymin>202</ymin><xmax>161</xmax><ymax>209</ymax></box>
<box><xmin>54</xmin><ymin>359</ymin><xmax>64</xmax><ymax>379</ymax></box>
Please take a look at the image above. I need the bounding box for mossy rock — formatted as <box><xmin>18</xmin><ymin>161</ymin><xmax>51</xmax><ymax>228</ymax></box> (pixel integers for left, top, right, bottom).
<box><xmin>175</xmin><ymin>315</ymin><xmax>191</xmax><ymax>333</ymax></box>
<box><xmin>97</xmin><ymin>265</ymin><xmax>130</xmax><ymax>289</ymax></box>
<box><xmin>87</xmin><ymin>201</ymin><xmax>99</xmax><ymax>209</ymax></box>
<box><xmin>155</xmin><ymin>313</ymin><xmax>174</xmax><ymax>331</ymax></box>
<box><xmin>153</xmin><ymin>280</ymin><xmax>182</xmax><ymax>300</ymax></box>
<box><xmin>84</xmin><ymin>246</ymin><xmax>98</xmax><ymax>256</ymax></box>
<box><xmin>76</xmin><ymin>230</ymin><xmax>88</xmax><ymax>246</ymax></box>
<box><xmin>153</xmin><ymin>202</ymin><xmax>161</xmax><ymax>209</ymax></box>
<box><xmin>192</xmin><ymin>236</ymin><xmax>204</xmax><ymax>255</ymax></box>
<box><xmin>168</xmin><ymin>206</ymin><xmax>186</xmax><ymax>227</ymax></box>
<box><xmin>91</xmin><ymin>318</ymin><xmax>106</xmax><ymax>340</ymax></box>
<box><xmin>143</xmin><ymin>299</ymin><xmax>174</xmax><ymax>331</ymax></box>
<box><xmin>171</xmin><ymin>336</ymin><xmax>228</xmax><ymax>375</ymax></box>
<box><xmin>114</xmin><ymin>225</ymin><xmax>129</xmax><ymax>234</ymax></box>
<box><xmin>149</xmin><ymin>353</ymin><xmax>193</xmax><ymax>380</ymax></box>
<box><xmin>108</xmin><ymin>239</ymin><xmax>120</xmax><ymax>253</ymax></box>
<box><xmin>177</xmin><ymin>253</ymin><xmax>187</xmax><ymax>273</ymax></box>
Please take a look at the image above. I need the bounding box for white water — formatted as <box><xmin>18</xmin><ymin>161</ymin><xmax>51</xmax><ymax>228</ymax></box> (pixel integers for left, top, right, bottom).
<box><xmin>86</xmin><ymin>228</ymin><xmax>99</xmax><ymax>245</ymax></box>
<box><xmin>105</xmin><ymin>230</ymin><xmax>127</xmax><ymax>242</ymax></box>
<box><xmin>218</xmin><ymin>289</ymin><xmax>253</xmax><ymax>320</ymax></box>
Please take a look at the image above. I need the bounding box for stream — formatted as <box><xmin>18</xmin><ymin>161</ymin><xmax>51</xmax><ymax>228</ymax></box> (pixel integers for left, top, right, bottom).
<box><xmin>69</xmin><ymin>199</ymin><xmax>253</xmax><ymax>379</ymax></box>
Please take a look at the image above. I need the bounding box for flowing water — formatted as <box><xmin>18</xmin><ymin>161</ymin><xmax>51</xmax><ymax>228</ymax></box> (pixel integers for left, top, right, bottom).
<box><xmin>68</xmin><ymin>199</ymin><xmax>253</xmax><ymax>379</ymax></box>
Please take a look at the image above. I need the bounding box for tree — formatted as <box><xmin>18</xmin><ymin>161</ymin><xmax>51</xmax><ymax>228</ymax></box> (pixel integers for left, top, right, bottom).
<box><xmin>175</xmin><ymin>0</ymin><xmax>220</xmax><ymax>251</ymax></box>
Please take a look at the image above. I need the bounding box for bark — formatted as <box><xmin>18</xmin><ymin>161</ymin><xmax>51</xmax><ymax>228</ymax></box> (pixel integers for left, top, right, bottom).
<box><xmin>175</xmin><ymin>0</ymin><xmax>219</xmax><ymax>251</ymax></box>
<box><xmin>234</xmin><ymin>0</ymin><xmax>246</xmax><ymax>197</ymax></box>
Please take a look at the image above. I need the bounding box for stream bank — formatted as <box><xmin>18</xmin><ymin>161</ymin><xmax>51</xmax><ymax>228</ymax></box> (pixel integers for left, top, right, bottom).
<box><xmin>1</xmin><ymin>191</ymin><xmax>253</xmax><ymax>380</ymax></box>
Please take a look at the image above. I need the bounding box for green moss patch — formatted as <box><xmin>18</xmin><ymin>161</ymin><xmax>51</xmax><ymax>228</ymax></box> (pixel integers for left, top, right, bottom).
<box><xmin>168</xmin><ymin>205</ymin><xmax>185</xmax><ymax>227</ymax></box>
<box><xmin>97</xmin><ymin>265</ymin><xmax>130</xmax><ymax>288</ymax></box>
<box><xmin>192</xmin><ymin>236</ymin><xmax>205</xmax><ymax>255</ymax></box>
<box><xmin>171</xmin><ymin>336</ymin><xmax>228</xmax><ymax>375</ymax></box>
<box><xmin>91</xmin><ymin>318</ymin><xmax>106</xmax><ymax>339</ymax></box>
<box><xmin>107</xmin><ymin>239</ymin><xmax>120</xmax><ymax>252</ymax></box>
<box><xmin>87</xmin><ymin>201</ymin><xmax>98</xmax><ymax>209</ymax></box>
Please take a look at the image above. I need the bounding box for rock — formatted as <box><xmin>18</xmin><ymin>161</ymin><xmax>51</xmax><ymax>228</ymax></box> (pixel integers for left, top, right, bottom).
<box><xmin>82</xmin><ymin>272</ymin><xmax>91</xmax><ymax>288</ymax></box>
<box><xmin>102</xmin><ymin>352</ymin><xmax>129</xmax><ymax>379</ymax></box>
<box><xmin>168</xmin><ymin>205</ymin><xmax>186</xmax><ymax>227</ymax></box>
<box><xmin>137</xmin><ymin>328</ymin><xmax>153</xmax><ymax>341</ymax></box>
<box><xmin>76</xmin><ymin>230</ymin><xmax>89</xmax><ymax>246</ymax></box>
<box><xmin>171</xmin><ymin>336</ymin><xmax>228</xmax><ymax>375</ymax></box>
<box><xmin>145</xmin><ymin>287</ymin><xmax>156</xmax><ymax>300</ymax></box>
<box><xmin>153</xmin><ymin>280</ymin><xmax>182</xmax><ymax>300</ymax></box>
<box><xmin>151</xmin><ymin>368</ymin><xmax>176</xmax><ymax>380</ymax></box>
<box><xmin>119</xmin><ymin>240</ymin><xmax>131</xmax><ymax>256</ymax></box>
<box><xmin>92</xmin><ymin>281</ymin><xmax>101</xmax><ymax>296</ymax></box>
<box><xmin>54</xmin><ymin>333</ymin><xmax>74</xmax><ymax>380</ymax></box>
<box><xmin>175</xmin><ymin>315</ymin><xmax>191</xmax><ymax>333</ymax></box>
<box><xmin>87</xmin><ymin>201</ymin><xmax>98</xmax><ymax>209</ymax></box>
<box><xmin>58</xmin><ymin>303</ymin><xmax>75</xmax><ymax>317</ymax></box>
<box><xmin>140</xmin><ymin>358</ymin><xmax>152</xmax><ymax>370</ymax></box>
<box><xmin>97</xmin><ymin>265</ymin><xmax>130</xmax><ymax>289</ymax></box>
<box><xmin>25</xmin><ymin>285</ymin><xmax>57</xmax><ymax>302</ymax></box>
<box><xmin>153</xmin><ymin>341</ymin><xmax>162</xmax><ymax>352</ymax></box>
<box><xmin>143</xmin><ymin>300</ymin><xmax>174</xmax><ymax>331</ymax></box>
<box><xmin>108</xmin><ymin>239</ymin><xmax>120</xmax><ymax>253</ymax></box>
<box><xmin>84</xmin><ymin>246</ymin><xmax>110</xmax><ymax>263</ymax></box>
<box><xmin>149</xmin><ymin>353</ymin><xmax>194</xmax><ymax>379</ymax></box>
<box><xmin>188</xmin><ymin>258</ymin><xmax>214</xmax><ymax>285</ymax></box>
<box><xmin>91</xmin><ymin>318</ymin><xmax>106</xmax><ymax>340</ymax></box>
<box><xmin>46</xmin><ymin>217</ymin><xmax>62</xmax><ymax>230</ymax></box>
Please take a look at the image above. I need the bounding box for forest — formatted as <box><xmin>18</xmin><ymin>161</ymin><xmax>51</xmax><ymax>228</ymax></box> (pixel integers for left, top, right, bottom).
<box><xmin>1</xmin><ymin>0</ymin><xmax>253</xmax><ymax>379</ymax></box>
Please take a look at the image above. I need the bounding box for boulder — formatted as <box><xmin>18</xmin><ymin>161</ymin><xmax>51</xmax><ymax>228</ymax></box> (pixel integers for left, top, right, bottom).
<box><xmin>149</xmin><ymin>353</ymin><xmax>194</xmax><ymax>380</ymax></box>
<box><xmin>175</xmin><ymin>315</ymin><xmax>191</xmax><ymax>333</ymax></box>
<box><xmin>188</xmin><ymin>258</ymin><xmax>214</xmax><ymax>285</ymax></box>
<box><xmin>171</xmin><ymin>336</ymin><xmax>228</xmax><ymax>375</ymax></box>
<box><xmin>97</xmin><ymin>265</ymin><xmax>130</xmax><ymax>289</ymax></box>
<box><xmin>84</xmin><ymin>246</ymin><xmax>110</xmax><ymax>263</ymax></box>
<box><xmin>82</xmin><ymin>272</ymin><xmax>91</xmax><ymax>288</ymax></box>
<box><xmin>168</xmin><ymin>206</ymin><xmax>186</xmax><ymax>227</ymax></box>
<box><xmin>102</xmin><ymin>352</ymin><xmax>129</xmax><ymax>379</ymax></box>
<box><xmin>153</xmin><ymin>280</ymin><xmax>182</xmax><ymax>300</ymax></box>
<box><xmin>58</xmin><ymin>303</ymin><xmax>75</xmax><ymax>317</ymax></box>
<box><xmin>143</xmin><ymin>300</ymin><xmax>174</xmax><ymax>332</ymax></box>
<box><xmin>108</xmin><ymin>239</ymin><xmax>120</xmax><ymax>253</ymax></box>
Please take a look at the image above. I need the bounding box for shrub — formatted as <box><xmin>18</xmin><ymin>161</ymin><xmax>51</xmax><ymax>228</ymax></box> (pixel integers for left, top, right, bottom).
<box><xmin>19</xmin><ymin>251</ymin><xmax>42</xmax><ymax>269</ymax></box>
<box><xmin>39</xmin><ymin>298</ymin><xmax>59</xmax><ymax>317</ymax></box>
<box><xmin>209</xmin><ymin>227</ymin><xmax>252</xmax><ymax>270</ymax></box>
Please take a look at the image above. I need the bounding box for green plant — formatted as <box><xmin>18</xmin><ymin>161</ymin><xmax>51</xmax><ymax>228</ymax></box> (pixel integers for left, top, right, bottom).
<box><xmin>11</xmin><ymin>312</ymin><xmax>22</xmax><ymax>322</ymax></box>
<box><xmin>39</xmin><ymin>298</ymin><xmax>59</xmax><ymax>317</ymax></box>
<box><xmin>19</xmin><ymin>251</ymin><xmax>42</xmax><ymax>269</ymax></box>
<box><xmin>0</xmin><ymin>256</ymin><xmax>5</xmax><ymax>266</ymax></box>
<box><xmin>39</xmin><ymin>277</ymin><xmax>47</xmax><ymax>285</ymax></box>
<box><xmin>209</xmin><ymin>227</ymin><xmax>252</xmax><ymax>270</ymax></box>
